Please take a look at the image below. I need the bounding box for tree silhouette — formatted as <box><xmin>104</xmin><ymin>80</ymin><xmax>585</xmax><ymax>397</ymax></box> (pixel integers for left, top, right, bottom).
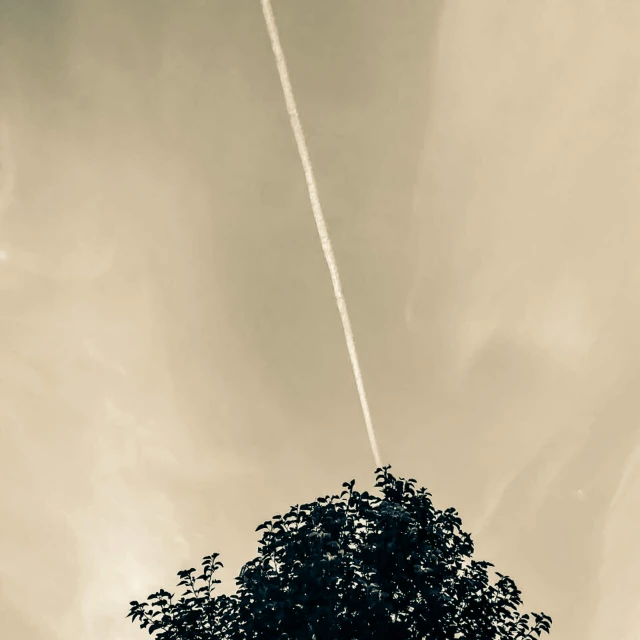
<box><xmin>127</xmin><ymin>466</ymin><xmax>552</xmax><ymax>639</ymax></box>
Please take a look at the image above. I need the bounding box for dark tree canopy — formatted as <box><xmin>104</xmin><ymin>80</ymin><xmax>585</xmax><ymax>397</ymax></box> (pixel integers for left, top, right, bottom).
<box><xmin>127</xmin><ymin>466</ymin><xmax>552</xmax><ymax>639</ymax></box>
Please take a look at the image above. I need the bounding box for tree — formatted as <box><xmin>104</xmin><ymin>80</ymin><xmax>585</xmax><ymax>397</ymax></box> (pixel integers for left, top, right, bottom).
<box><xmin>127</xmin><ymin>466</ymin><xmax>552</xmax><ymax>639</ymax></box>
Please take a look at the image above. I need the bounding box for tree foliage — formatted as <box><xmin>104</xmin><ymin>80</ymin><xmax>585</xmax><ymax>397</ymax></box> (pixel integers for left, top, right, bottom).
<box><xmin>127</xmin><ymin>466</ymin><xmax>552</xmax><ymax>639</ymax></box>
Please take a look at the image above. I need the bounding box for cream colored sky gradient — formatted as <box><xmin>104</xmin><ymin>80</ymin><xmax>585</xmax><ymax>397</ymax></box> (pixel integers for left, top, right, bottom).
<box><xmin>1</xmin><ymin>2</ymin><xmax>639</xmax><ymax>639</ymax></box>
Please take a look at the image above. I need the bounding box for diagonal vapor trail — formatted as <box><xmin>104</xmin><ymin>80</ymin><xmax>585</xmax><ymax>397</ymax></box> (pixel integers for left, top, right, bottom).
<box><xmin>260</xmin><ymin>0</ymin><xmax>383</xmax><ymax>470</ymax></box>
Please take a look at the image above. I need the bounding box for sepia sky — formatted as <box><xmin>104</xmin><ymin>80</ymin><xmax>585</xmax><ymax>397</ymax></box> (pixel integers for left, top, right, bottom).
<box><xmin>1</xmin><ymin>2</ymin><xmax>640</xmax><ymax>639</ymax></box>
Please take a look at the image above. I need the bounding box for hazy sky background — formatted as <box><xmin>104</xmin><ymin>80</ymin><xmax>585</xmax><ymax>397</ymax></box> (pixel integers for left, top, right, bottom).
<box><xmin>1</xmin><ymin>2</ymin><xmax>640</xmax><ymax>639</ymax></box>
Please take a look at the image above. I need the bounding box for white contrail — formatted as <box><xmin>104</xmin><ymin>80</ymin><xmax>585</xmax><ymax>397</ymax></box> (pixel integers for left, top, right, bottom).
<box><xmin>260</xmin><ymin>0</ymin><xmax>382</xmax><ymax>470</ymax></box>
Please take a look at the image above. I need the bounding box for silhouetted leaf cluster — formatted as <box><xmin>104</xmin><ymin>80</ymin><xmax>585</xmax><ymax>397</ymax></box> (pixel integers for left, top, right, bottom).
<box><xmin>127</xmin><ymin>466</ymin><xmax>552</xmax><ymax>639</ymax></box>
